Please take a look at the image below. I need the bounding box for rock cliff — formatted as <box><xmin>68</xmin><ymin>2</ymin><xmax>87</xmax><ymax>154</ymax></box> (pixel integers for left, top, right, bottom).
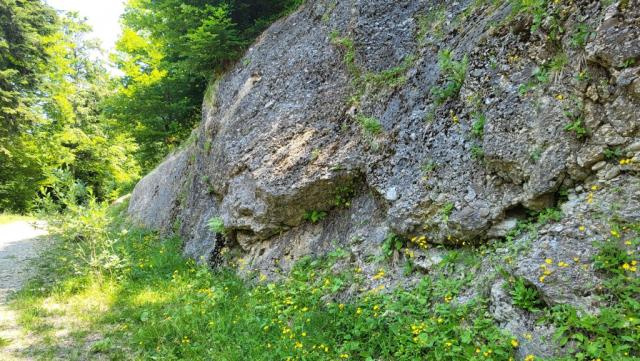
<box><xmin>129</xmin><ymin>0</ymin><xmax>639</xmax><ymax>357</ymax></box>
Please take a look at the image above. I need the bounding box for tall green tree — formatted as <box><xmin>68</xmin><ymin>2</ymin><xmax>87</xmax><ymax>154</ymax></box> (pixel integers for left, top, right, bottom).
<box><xmin>109</xmin><ymin>0</ymin><xmax>303</xmax><ymax>170</ymax></box>
<box><xmin>0</xmin><ymin>4</ymin><xmax>139</xmax><ymax>211</ymax></box>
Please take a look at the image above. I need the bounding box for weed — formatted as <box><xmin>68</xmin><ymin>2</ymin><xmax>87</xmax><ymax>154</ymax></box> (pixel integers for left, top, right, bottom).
<box><xmin>334</xmin><ymin>185</ymin><xmax>355</xmax><ymax>208</ymax></box>
<box><xmin>470</xmin><ymin>112</ymin><xmax>486</xmax><ymax>140</ymax></box>
<box><xmin>421</xmin><ymin>160</ymin><xmax>437</xmax><ymax>175</ymax></box>
<box><xmin>381</xmin><ymin>233</ymin><xmax>406</xmax><ymax>259</ymax></box>
<box><xmin>564</xmin><ymin>115</ymin><xmax>588</xmax><ymax>139</ymax></box>
<box><xmin>207</xmin><ymin>216</ymin><xmax>226</xmax><ymax>235</ymax></box>
<box><xmin>304</xmin><ymin>210</ymin><xmax>327</xmax><ymax>223</ymax></box>
<box><xmin>431</xmin><ymin>49</ymin><xmax>468</xmax><ymax>105</ymax></box>
<box><xmin>604</xmin><ymin>147</ymin><xmax>623</xmax><ymax>161</ymax></box>
<box><xmin>509</xmin><ymin>278</ymin><xmax>544</xmax><ymax>312</ymax></box>
<box><xmin>471</xmin><ymin>145</ymin><xmax>485</xmax><ymax>160</ymax></box>
<box><xmin>570</xmin><ymin>23</ymin><xmax>591</xmax><ymax>49</ymax></box>
<box><xmin>356</xmin><ymin>115</ymin><xmax>383</xmax><ymax>135</ymax></box>
<box><xmin>441</xmin><ymin>202</ymin><xmax>455</xmax><ymax>222</ymax></box>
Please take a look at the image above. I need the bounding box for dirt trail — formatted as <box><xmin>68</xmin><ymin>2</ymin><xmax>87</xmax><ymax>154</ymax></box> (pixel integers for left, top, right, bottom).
<box><xmin>0</xmin><ymin>221</ymin><xmax>48</xmax><ymax>360</ymax></box>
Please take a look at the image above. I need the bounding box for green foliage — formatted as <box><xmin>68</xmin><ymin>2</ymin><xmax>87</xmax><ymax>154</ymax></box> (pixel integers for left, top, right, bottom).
<box><xmin>470</xmin><ymin>145</ymin><xmax>484</xmax><ymax>160</ymax></box>
<box><xmin>356</xmin><ymin>115</ymin><xmax>383</xmax><ymax>135</ymax></box>
<box><xmin>304</xmin><ymin>210</ymin><xmax>327</xmax><ymax>223</ymax></box>
<box><xmin>604</xmin><ymin>147</ymin><xmax>623</xmax><ymax>161</ymax></box>
<box><xmin>508</xmin><ymin>278</ymin><xmax>544</xmax><ymax>312</ymax></box>
<box><xmin>431</xmin><ymin>49</ymin><xmax>468</xmax><ymax>105</ymax></box>
<box><xmin>564</xmin><ymin>115</ymin><xmax>588</xmax><ymax>139</ymax></box>
<box><xmin>381</xmin><ymin>233</ymin><xmax>406</xmax><ymax>259</ymax></box>
<box><xmin>207</xmin><ymin>217</ymin><xmax>226</xmax><ymax>235</ymax></box>
<box><xmin>14</xmin><ymin>203</ymin><xmax>517</xmax><ymax>360</ymax></box>
<box><xmin>470</xmin><ymin>113</ymin><xmax>486</xmax><ymax>140</ymax></box>
<box><xmin>543</xmin><ymin>237</ymin><xmax>640</xmax><ymax>360</ymax></box>
<box><xmin>441</xmin><ymin>202</ymin><xmax>455</xmax><ymax>222</ymax></box>
<box><xmin>111</xmin><ymin>0</ymin><xmax>304</xmax><ymax>170</ymax></box>
<box><xmin>1</xmin><ymin>8</ymin><xmax>140</xmax><ymax>212</ymax></box>
<box><xmin>421</xmin><ymin>160</ymin><xmax>437</xmax><ymax>174</ymax></box>
<box><xmin>334</xmin><ymin>185</ymin><xmax>355</xmax><ymax>208</ymax></box>
<box><xmin>570</xmin><ymin>23</ymin><xmax>591</xmax><ymax>49</ymax></box>
<box><xmin>510</xmin><ymin>0</ymin><xmax>548</xmax><ymax>33</ymax></box>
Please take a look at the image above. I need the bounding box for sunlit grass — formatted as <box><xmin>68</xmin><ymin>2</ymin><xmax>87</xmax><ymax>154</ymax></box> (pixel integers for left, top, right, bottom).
<box><xmin>0</xmin><ymin>213</ymin><xmax>33</xmax><ymax>225</ymax></box>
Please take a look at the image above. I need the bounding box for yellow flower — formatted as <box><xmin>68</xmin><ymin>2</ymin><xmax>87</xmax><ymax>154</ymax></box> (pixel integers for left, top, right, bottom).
<box><xmin>511</xmin><ymin>339</ymin><xmax>519</xmax><ymax>347</ymax></box>
<box><xmin>558</xmin><ymin>261</ymin><xmax>569</xmax><ymax>268</ymax></box>
<box><xmin>555</xmin><ymin>94</ymin><xmax>564</xmax><ymax>100</ymax></box>
<box><xmin>545</xmin><ymin>258</ymin><xmax>553</xmax><ymax>264</ymax></box>
<box><xmin>578</xmin><ymin>225</ymin><xmax>585</xmax><ymax>231</ymax></box>
<box><xmin>339</xmin><ymin>354</ymin><xmax>349</xmax><ymax>359</ymax></box>
<box><xmin>372</xmin><ymin>269</ymin><xmax>385</xmax><ymax>280</ymax></box>
<box><xmin>339</xmin><ymin>303</ymin><xmax>345</xmax><ymax>311</ymax></box>
<box><xmin>539</xmin><ymin>275</ymin><xmax>546</xmax><ymax>283</ymax></box>
<box><xmin>525</xmin><ymin>355</ymin><xmax>535</xmax><ymax>361</ymax></box>
<box><xmin>356</xmin><ymin>307</ymin><xmax>362</xmax><ymax>315</ymax></box>
<box><xmin>622</xmin><ymin>263</ymin><xmax>630</xmax><ymax>270</ymax></box>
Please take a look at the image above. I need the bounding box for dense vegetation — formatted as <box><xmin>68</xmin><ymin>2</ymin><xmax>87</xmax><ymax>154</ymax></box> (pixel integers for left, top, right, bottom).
<box><xmin>0</xmin><ymin>0</ymin><xmax>302</xmax><ymax>212</ymax></box>
<box><xmin>11</xmin><ymin>194</ymin><xmax>639</xmax><ymax>360</ymax></box>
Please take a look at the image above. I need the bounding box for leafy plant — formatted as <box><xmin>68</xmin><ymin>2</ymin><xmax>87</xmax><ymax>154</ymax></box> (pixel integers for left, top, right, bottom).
<box><xmin>304</xmin><ymin>210</ymin><xmax>327</xmax><ymax>223</ymax></box>
<box><xmin>431</xmin><ymin>49</ymin><xmax>468</xmax><ymax>104</ymax></box>
<box><xmin>471</xmin><ymin>145</ymin><xmax>484</xmax><ymax>160</ymax></box>
<box><xmin>334</xmin><ymin>185</ymin><xmax>355</xmax><ymax>208</ymax></box>
<box><xmin>207</xmin><ymin>216</ymin><xmax>226</xmax><ymax>235</ymax></box>
<box><xmin>441</xmin><ymin>202</ymin><xmax>455</xmax><ymax>222</ymax></box>
<box><xmin>381</xmin><ymin>233</ymin><xmax>406</xmax><ymax>259</ymax></box>
<box><xmin>509</xmin><ymin>278</ymin><xmax>544</xmax><ymax>312</ymax></box>
<box><xmin>470</xmin><ymin>112</ymin><xmax>486</xmax><ymax>140</ymax></box>
<box><xmin>564</xmin><ymin>115</ymin><xmax>588</xmax><ymax>139</ymax></box>
<box><xmin>603</xmin><ymin>147</ymin><xmax>623</xmax><ymax>161</ymax></box>
<box><xmin>356</xmin><ymin>115</ymin><xmax>383</xmax><ymax>135</ymax></box>
<box><xmin>570</xmin><ymin>23</ymin><xmax>591</xmax><ymax>49</ymax></box>
<box><xmin>421</xmin><ymin>160</ymin><xmax>437</xmax><ymax>174</ymax></box>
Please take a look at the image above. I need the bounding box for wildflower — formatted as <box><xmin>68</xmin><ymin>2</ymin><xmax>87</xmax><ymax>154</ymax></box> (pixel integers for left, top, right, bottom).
<box><xmin>356</xmin><ymin>307</ymin><xmax>362</xmax><ymax>315</ymax></box>
<box><xmin>511</xmin><ymin>339</ymin><xmax>519</xmax><ymax>347</ymax></box>
<box><xmin>444</xmin><ymin>295</ymin><xmax>453</xmax><ymax>303</ymax></box>
<box><xmin>611</xmin><ymin>230</ymin><xmax>620</xmax><ymax>238</ymax></box>
<box><xmin>622</xmin><ymin>263</ymin><xmax>630</xmax><ymax>270</ymax></box>
<box><xmin>339</xmin><ymin>354</ymin><xmax>349</xmax><ymax>359</ymax></box>
<box><xmin>539</xmin><ymin>275</ymin><xmax>546</xmax><ymax>283</ymax></box>
<box><xmin>555</xmin><ymin>94</ymin><xmax>564</xmax><ymax>100</ymax></box>
<box><xmin>525</xmin><ymin>355</ymin><xmax>535</xmax><ymax>361</ymax></box>
<box><xmin>339</xmin><ymin>303</ymin><xmax>345</xmax><ymax>311</ymax></box>
<box><xmin>372</xmin><ymin>269</ymin><xmax>385</xmax><ymax>280</ymax></box>
<box><xmin>578</xmin><ymin>225</ymin><xmax>585</xmax><ymax>232</ymax></box>
<box><xmin>558</xmin><ymin>261</ymin><xmax>569</xmax><ymax>268</ymax></box>
<box><xmin>445</xmin><ymin>341</ymin><xmax>453</xmax><ymax>347</ymax></box>
<box><xmin>301</xmin><ymin>332</ymin><xmax>307</xmax><ymax>337</ymax></box>
<box><xmin>545</xmin><ymin>258</ymin><xmax>553</xmax><ymax>264</ymax></box>
<box><xmin>294</xmin><ymin>341</ymin><xmax>303</xmax><ymax>349</ymax></box>
<box><xmin>591</xmin><ymin>185</ymin><xmax>598</xmax><ymax>191</ymax></box>
<box><xmin>373</xmin><ymin>304</ymin><xmax>380</xmax><ymax>311</ymax></box>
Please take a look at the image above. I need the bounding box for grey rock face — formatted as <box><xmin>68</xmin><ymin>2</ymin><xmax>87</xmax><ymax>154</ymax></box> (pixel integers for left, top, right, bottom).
<box><xmin>129</xmin><ymin>0</ymin><xmax>640</xmax><ymax>308</ymax></box>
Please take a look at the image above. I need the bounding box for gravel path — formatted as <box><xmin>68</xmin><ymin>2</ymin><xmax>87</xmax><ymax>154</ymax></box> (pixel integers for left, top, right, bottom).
<box><xmin>0</xmin><ymin>220</ymin><xmax>48</xmax><ymax>360</ymax></box>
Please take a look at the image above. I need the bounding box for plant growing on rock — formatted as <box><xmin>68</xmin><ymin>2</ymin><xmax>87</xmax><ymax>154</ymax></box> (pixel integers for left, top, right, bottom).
<box><xmin>207</xmin><ymin>216</ymin><xmax>226</xmax><ymax>235</ymax></box>
<box><xmin>356</xmin><ymin>115</ymin><xmax>383</xmax><ymax>136</ymax></box>
<box><xmin>431</xmin><ymin>49</ymin><xmax>468</xmax><ymax>105</ymax></box>
<box><xmin>304</xmin><ymin>210</ymin><xmax>327</xmax><ymax>223</ymax></box>
<box><xmin>509</xmin><ymin>278</ymin><xmax>544</xmax><ymax>312</ymax></box>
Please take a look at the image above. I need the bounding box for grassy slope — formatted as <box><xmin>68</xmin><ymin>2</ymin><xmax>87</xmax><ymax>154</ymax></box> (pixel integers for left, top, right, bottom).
<box><xmin>6</xmin><ymin>202</ymin><xmax>639</xmax><ymax>361</ymax></box>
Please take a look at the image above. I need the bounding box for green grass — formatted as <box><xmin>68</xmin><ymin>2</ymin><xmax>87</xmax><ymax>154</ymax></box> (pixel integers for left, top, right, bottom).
<box><xmin>10</xmin><ymin>199</ymin><xmax>640</xmax><ymax>361</ymax></box>
<box><xmin>11</xmin><ymin>202</ymin><xmax>519</xmax><ymax>361</ymax></box>
<box><xmin>0</xmin><ymin>213</ymin><xmax>33</xmax><ymax>225</ymax></box>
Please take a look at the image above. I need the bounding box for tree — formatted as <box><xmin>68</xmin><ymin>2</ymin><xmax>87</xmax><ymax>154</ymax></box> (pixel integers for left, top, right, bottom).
<box><xmin>109</xmin><ymin>0</ymin><xmax>304</xmax><ymax>171</ymax></box>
